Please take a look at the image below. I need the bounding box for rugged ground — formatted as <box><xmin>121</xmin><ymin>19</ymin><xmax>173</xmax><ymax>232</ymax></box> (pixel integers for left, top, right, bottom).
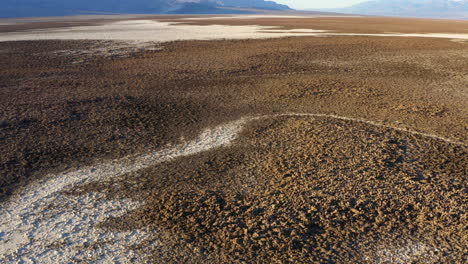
<box><xmin>0</xmin><ymin>16</ymin><xmax>467</xmax><ymax>263</ymax></box>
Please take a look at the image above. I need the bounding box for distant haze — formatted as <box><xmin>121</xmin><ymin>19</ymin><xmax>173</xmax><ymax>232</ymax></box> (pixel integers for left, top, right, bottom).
<box><xmin>274</xmin><ymin>0</ymin><xmax>368</xmax><ymax>9</ymax></box>
<box><xmin>316</xmin><ymin>0</ymin><xmax>468</xmax><ymax>19</ymax></box>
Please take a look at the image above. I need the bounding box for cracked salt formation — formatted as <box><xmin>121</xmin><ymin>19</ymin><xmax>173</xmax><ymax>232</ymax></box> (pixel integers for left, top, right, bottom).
<box><xmin>0</xmin><ymin>114</ymin><xmax>464</xmax><ymax>262</ymax></box>
<box><xmin>0</xmin><ymin>117</ymin><xmax>250</xmax><ymax>262</ymax></box>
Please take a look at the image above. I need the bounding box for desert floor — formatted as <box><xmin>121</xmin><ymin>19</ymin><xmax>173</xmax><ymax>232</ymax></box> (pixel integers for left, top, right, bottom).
<box><xmin>0</xmin><ymin>15</ymin><xmax>467</xmax><ymax>263</ymax></box>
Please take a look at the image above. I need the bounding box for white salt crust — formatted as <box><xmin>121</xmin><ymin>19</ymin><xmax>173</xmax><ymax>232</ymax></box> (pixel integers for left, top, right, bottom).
<box><xmin>0</xmin><ymin>19</ymin><xmax>467</xmax><ymax>43</ymax></box>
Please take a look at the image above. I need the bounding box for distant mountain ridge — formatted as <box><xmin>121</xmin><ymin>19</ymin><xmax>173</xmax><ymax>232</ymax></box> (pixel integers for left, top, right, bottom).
<box><xmin>1</xmin><ymin>0</ymin><xmax>292</xmax><ymax>18</ymax></box>
<box><xmin>319</xmin><ymin>0</ymin><xmax>468</xmax><ymax>19</ymax></box>
<box><xmin>217</xmin><ymin>0</ymin><xmax>291</xmax><ymax>10</ymax></box>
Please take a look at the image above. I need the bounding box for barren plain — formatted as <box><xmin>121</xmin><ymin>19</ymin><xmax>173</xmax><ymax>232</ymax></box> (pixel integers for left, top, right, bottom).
<box><xmin>0</xmin><ymin>15</ymin><xmax>467</xmax><ymax>263</ymax></box>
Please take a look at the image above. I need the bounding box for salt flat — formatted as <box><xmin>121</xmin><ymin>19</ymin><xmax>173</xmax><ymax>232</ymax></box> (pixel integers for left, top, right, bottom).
<box><xmin>1</xmin><ymin>19</ymin><xmax>468</xmax><ymax>43</ymax></box>
<box><xmin>0</xmin><ymin>14</ymin><xmax>467</xmax><ymax>264</ymax></box>
<box><xmin>178</xmin><ymin>15</ymin><xmax>358</xmax><ymax>20</ymax></box>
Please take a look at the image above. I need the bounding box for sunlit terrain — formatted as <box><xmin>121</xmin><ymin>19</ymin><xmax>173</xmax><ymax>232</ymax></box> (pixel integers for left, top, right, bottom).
<box><xmin>0</xmin><ymin>14</ymin><xmax>467</xmax><ymax>263</ymax></box>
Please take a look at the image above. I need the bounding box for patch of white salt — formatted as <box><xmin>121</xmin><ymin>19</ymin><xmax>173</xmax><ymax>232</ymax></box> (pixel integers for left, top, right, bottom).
<box><xmin>0</xmin><ymin>117</ymin><xmax>250</xmax><ymax>262</ymax></box>
<box><xmin>331</xmin><ymin>32</ymin><xmax>468</xmax><ymax>40</ymax></box>
<box><xmin>451</xmin><ymin>39</ymin><xmax>467</xmax><ymax>43</ymax></box>
<box><xmin>1</xmin><ymin>19</ymin><xmax>467</xmax><ymax>44</ymax></box>
<box><xmin>365</xmin><ymin>241</ymin><xmax>441</xmax><ymax>264</ymax></box>
<box><xmin>0</xmin><ymin>20</ymin><xmax>330</xmax><ymax>42</ymax></box>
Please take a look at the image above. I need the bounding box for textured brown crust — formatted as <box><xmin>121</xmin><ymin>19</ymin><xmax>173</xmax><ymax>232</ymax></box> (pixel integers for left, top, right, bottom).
<box><xmin>0</xmin><ymin>16</ymin><xmax>467</xmax><ymax>262</ymax></box>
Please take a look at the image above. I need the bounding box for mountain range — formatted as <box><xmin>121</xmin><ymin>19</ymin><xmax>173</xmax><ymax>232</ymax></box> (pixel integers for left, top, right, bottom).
<box><xmin>320</xmin><ymin>0</ymin><xmax>468</xmax><ymax>19</ymax></box>
<box><xmin>1</xmin><ymin>0</ymin><xmax>292</xmax><ymax>18</ymax></box>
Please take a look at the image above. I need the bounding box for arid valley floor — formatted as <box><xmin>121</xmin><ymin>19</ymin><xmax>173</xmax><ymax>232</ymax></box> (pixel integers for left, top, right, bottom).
<box><xmin>0</xmin><ymin>15</ymin><xmax>467</xmax><ymax>263</ymax></box>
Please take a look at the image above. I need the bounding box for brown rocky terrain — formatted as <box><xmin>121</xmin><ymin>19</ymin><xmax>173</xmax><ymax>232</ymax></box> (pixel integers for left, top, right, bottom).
<box><xmin>162</xmin><ymin>15</ymin><xmax>468</xmax><ymax>33</ymax></box>
<box><xmin>0</xmin><ymin>16</ymin><xmax>467</xmax><ymax>263</ymax></box>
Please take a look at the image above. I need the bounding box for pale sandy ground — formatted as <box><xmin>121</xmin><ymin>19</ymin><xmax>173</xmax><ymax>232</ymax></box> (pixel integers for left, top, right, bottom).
<box><xmin>0</xmin><ymin>113</ymin><xmax>462</xmax><ymax>263</ymax></box>
<box><xmin>1</xmin><ymin>19</ymin><xmax>468</xmax><ymax>43</ymax></box>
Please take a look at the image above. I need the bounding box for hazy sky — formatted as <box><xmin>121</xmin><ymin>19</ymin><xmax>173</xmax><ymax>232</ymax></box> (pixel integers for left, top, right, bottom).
<box><xmin>274</xmin><ymin>0</ymin><xmax>369</xmax><ymax>9</ymax></box>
